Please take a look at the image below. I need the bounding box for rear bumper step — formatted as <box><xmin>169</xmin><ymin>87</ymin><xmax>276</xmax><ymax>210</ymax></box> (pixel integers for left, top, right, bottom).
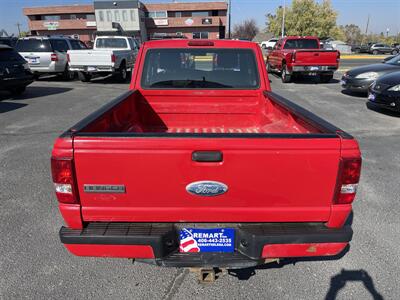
<box><xmin>60</xmin><ymin>223</ymin><xmax>352</xmax><ymax>264</ymax></box>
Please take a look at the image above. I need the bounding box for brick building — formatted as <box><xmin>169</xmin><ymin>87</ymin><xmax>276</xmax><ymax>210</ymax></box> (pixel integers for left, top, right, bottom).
<box><xmin>23</xmin><ymin>5</ymin><xmax>96</xmax><ymax>43</ymax></box>
<box><xmin>143</xmin><ymin>2</ymin><xmax>227</xmax><ymax>40</ymax></box>
<box><xmin>24</xmin><ymin>1</ymin><xmax>228</xmax><ymax>42</ymax></box>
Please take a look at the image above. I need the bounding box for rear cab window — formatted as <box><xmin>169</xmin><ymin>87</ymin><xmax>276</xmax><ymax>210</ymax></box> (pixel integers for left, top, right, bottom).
<box><xmin>96</xmin><ymin>38</ymin><xmax>128</xmax><ymax>49</ymax></box>
<box><xmin>141</xmin><ymin>48</ymin><xmax>260</xmax><ymax>89</ymax></box>
<box><xmin>283</xmin><ymin>39</ymin><xmax>319</xmax><ymax>49</ymax></box>
<box><xmin>70</xmin><ymin>40</ymin><xmax>88</xmax><ymax>50</ymax></box>
<box><xmin>16</xmin><ymin>39</ymin><xmax>52</xmax><ymax>52</ymax></box>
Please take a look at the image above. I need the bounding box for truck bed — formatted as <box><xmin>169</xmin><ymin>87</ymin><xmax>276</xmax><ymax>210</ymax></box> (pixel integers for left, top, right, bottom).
<box><xmin>73</xmin><ymin>89</ymin><xmax>336</xmax><ymax>136</ymax></box>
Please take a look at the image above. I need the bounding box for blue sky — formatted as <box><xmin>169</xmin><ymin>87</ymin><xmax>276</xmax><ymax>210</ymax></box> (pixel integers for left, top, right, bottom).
<box><xmin>1</xmin><ymin>0</ymin><xmax>399</xmax><ymax>36</ymax></box>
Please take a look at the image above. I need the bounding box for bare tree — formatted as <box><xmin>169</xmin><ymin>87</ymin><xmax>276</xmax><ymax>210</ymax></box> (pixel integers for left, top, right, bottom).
<box><xmin>232</xmin><ymin>19</ymin><xmax>259</xmax><ymax>40</ymax></box>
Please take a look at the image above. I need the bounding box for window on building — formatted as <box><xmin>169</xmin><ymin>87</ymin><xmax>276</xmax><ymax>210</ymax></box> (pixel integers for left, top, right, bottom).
<box><xmin>86</xmin><ymin>14</ymin><xmax>95</xmax><ymax>21</ymax></box>
<box><xmin>70</xmin><ymin>14</ymin><xmax>77</xmax><ymax>20</ymax></box>
<box><xmin>107</xmin><ymin>10</ymin><xmax>112</xmax><ymax>22</ymax></box>
<box><xmin>193</xmin><ymin>32</ymin><xmax>209</xmax><ymax>39</ymax></box>
<box><xmin>147</xmin><ymin>11</ymin><xmax>167</xmax><ymax>18</ymax></box>
<box><xmin>211</xmin><ymin>10</ymin><xmax>218</xmax><ymax>16</ymax></box>
<box><xmin>99</xmin><ymin>11</ymin><xmax>105</xmax><ymax>22</ymax></box>
<box><xmin>43</xmin><ymin>15</ymin><xmax>60</xmax><ymax>21</ymax></box>
<box><xmin>192</xmin><ymin>11</ymin><xmax>210</xmax><ymax>17</ymax></box>
<box><xmin>122</xmin><ymin>10</ymin><xmax>128</xmax><ymax>22</ymax></box>
<box><xmin>130</xmin><ymin>10</ymin><xmax>136</xmax><ymax>21</ymax></box>
<box><xmin>114</xmin><ymin>10</ymin><xmax>120</xmax><ymax>22</ymax></box>
<box><xmin>176</xmin><ymin>11</ymin><xmax>182</xmax><ymax>17</ymax></box>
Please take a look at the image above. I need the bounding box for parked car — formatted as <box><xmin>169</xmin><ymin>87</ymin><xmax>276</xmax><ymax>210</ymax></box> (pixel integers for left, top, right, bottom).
<box><xmin>351</xmin><ymin>42</ymin><xmax>375</xmax><ymax>53</ymax></box>
<box><xmin>368</xmin><ymin>71</ymin><xmax>400</xmax><ymax>112</ymax></box>
<box><xmin>266</xmin><ymin>36</ymin><xmax>340</xmax><ymax>83</ymax></box>
<box><xmin>369</xmin><ymin>43</ymin><xmax>398</xmax><ymax>55</ymax></box>
<box><xmin>341</xmin><ymin>55</ymin><xmax>400</xmax><ymax>93</ymax></box>
<box><xmin>52</xmin><ymin>39</ymin><xmax>361</xmax><ymax>272</ymax></box>
<box><xmin>0</xmin><ymin>37</ymin><xmax>18</xmax><ymax>48</ymax></box>
<box><xmin>0</xmin><ymin>45</ymin><xmax>34</xmax><ymax>96</ymax></box>
<box><xmin>260</xmin><ymin>38</ymin><xmax>278</xmax><ymax>49</ymax></box>
<box><xmin>16</xmin><ymin>36</ymin><xmax>87</xmax><ymax>80</ymax></box>
<box><xmin>67</xmin><ymin>36</ymin><xmax>139</xmax><ymax>82</ymax></box>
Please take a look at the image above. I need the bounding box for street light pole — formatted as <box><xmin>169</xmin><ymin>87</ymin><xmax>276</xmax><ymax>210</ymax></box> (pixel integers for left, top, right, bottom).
<box><xmin>281</xmin><ymin>0</ymin><xmax>285</xmax><ymax>38</ymax></box>
<box><xmin>228</xmin><ymin>0</ymin><xmax>231</xmax><ymax>39</ymax></box>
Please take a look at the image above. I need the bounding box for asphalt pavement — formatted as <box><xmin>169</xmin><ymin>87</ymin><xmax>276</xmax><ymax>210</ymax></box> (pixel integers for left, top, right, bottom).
<box><xmin>0</xmin><ymin>70</ymin><xmax>399</xmax><ymax>299</ymax></box>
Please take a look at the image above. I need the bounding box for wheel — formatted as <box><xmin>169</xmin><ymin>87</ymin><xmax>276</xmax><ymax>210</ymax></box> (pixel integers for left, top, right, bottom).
<box><xmin>320</xmin><ymin>73</ymin><xmax>334</xmax><ymax>83</ymax></box>
<box><xmin>9</xmin><ymin>86</ymin><xmax>26</xmax><ymax>96</ymax></box>
<box><xmin>281</xmin><ymin>63</ymin><xmax>292</xmax><ymax>83</ymax></box>
<box><xmin>78</xmin><ymin>72</ymin><xmax>92</xmax><ymax>82</ymax></box>
<box><xmin>372</xmin><ymin>50</ymin><xmax>379</xmax><ymax>55</ymax></box>
<box><xmin>354</xmin><ymin>48</ymin><xmax>360</xmax><ymax>53</ymax></box>
<box><xmin>392</xmin><ymin>50</ymin><xmax>398</xmax><ymax>55</ymax></box>
<box><xmin>61</xmin><ymin>65</ymin><xmax>75</xmax><ymax>81</ymax></box>
<box><xmin>117</xmin><ymin>63</ymin><xmax>128</xmax><ymax>82</ymax></box>
<box><xmin>262</xmin><ymin>44</ymin><xmax>267</xmax><ymax>49</ymax></box>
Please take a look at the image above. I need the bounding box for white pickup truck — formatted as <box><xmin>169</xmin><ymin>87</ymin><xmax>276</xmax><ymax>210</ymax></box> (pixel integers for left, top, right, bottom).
<box><xmin>67</xmin><ymin>36</ymin><xmax>139</xmax><ymax>82</ymax></box>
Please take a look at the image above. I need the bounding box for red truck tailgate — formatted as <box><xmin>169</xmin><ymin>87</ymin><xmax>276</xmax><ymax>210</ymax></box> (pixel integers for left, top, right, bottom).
<box><xmin>294</xmin><ymin>50</ymin><xmax>338</xmax><ymax>65</ymax></box>
<box><xmin>73</xmin><ymin>137</ymin><xmax>341</xmax><ymax>223</ymax></box>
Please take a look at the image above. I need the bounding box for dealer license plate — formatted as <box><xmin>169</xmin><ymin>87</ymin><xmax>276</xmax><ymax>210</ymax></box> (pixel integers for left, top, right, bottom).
<box><xmin>179</xmin><ymin>228</ymin><xmax>235</xmax><ymax>253</ymax></box>
<box><xmin>87</xmin><ymin>67</ymin><xmax>96</xmax><ymax>72</ymax></box>
<box><xmin>28</xmin><ymin>57</ymin><xmax>39</xmax><ymax>64</ymax></box>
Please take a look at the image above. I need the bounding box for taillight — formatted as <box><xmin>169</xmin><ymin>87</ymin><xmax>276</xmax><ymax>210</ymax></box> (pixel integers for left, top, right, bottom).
<box><xmin>334</xmin><ymin>157</ymin><xmax>362</xmax><ymax>204</ymax></box>
<box><xmin>337</xmin><ymin>51</ymin><xmax>341</xmax><ymax>62</ymax></box>
<box><xmin>51</xmin><ymin>53</ymin><xmax>58</xmax><ymax>62</ymax></box>
<box><xmin>291</xmin><ymin>51</ymin><xmax>296</xmax><ymax>63</ymax></box>
<box><xmin>67</xmin><ymin>53</ymin><xmax>70</xmax><ymax>63</ymax></box>
<box><xmin>111</xmin><ymin>54</ymin><xmax>116</xmax><ymax>63</ymax></box>
<box><xmin>51</xmin><ymin>157</ymin><xmax>79</xmax><ymax>204</ymax></box>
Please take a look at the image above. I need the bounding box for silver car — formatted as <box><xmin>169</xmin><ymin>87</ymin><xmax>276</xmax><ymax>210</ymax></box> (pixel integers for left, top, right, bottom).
<box><xmin>16</xmin><ymin>36</ymin><xmax>87</xmax><ymax>80</ymax></box>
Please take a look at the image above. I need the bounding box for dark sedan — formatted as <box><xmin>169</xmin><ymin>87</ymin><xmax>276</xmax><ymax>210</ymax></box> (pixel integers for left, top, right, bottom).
<box><xmin>368</xmin><ymin>71</ymin><xmax>400</xmax><ymax>113</ymax></box>
<box><xmin>0</xmin><ymin>45</ymin><xmax>34</xmax><ymax>96</ymax></box>
<box><xmin>341</xmin><ymin>55</ymin><xmax>400</xmax><ymax>93</ymax></box>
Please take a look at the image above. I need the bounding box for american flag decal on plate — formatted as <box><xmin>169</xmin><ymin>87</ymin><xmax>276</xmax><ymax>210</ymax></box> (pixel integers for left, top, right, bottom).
<box><xmin>179</xmin><ymin>228</ymin><xmax>235</xmax><ymax>253</ymax></box>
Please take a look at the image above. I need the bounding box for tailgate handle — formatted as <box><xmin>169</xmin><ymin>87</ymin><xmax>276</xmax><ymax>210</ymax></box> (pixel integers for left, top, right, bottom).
<box><xmin>192</xmin><ymin>151</ymin><xmax>223</xmax><ymax>162</ymax></box>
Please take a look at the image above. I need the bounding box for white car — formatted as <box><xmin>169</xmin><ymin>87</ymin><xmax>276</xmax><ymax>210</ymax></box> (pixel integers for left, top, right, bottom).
<box><xmin>260</xmin><ymin>38</ymin><xmax>279</xmax><ymax>49</ymax></box>
<box><xmin>67</xmin><ymin>36</ymin><xmax>139</xmax><ymax>82</ymax></box>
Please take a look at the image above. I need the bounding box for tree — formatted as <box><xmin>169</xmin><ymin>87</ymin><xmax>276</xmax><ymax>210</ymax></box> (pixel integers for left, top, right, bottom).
<box><xmin>266</xmin><ymin>0</ymin><xmax>338</xmax><ymax>38</ymax></box>
<box><xmin>232</xmin><ymin>19</ymin><xmax>259</xmax><ymax>40</ymax></box>
<box><xmin>339</xmin><ymin>24</ymin><xmax>362</xmax><ymax>44</ymax></box>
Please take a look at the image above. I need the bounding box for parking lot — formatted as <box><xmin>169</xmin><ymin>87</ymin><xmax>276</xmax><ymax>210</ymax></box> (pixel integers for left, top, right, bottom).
<box><xmin>1</xmin><ymin>68</ymin><xmax>399</xmax><ymax>299</ymax></box>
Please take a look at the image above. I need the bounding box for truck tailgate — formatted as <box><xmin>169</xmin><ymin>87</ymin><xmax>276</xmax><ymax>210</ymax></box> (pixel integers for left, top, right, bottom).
<box><xmin>294</xmin><ymin>50</ymin><xmax>338</xmax><ymax>65</ymax></box>
<box><xmin>68</xmin><ymin>50</ymin><xmax>112</xmax><ymax>66</ymax></box>
<box><xmin>73</xmin><ymin>137</ymin><xmax>341</xmax><ymax>223</ymax></box>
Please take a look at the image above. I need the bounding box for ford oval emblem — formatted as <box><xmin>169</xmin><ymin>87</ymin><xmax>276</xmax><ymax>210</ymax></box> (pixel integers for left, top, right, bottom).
<box><xmin>186</xmin><ymin>181</ymin><xmax>228</xmax><ymax>197</ymax></box>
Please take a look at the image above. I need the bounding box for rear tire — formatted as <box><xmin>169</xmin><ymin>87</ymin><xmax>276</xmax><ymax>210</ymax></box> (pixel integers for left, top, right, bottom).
<box><xmin>117</xmin><ymin>63</ymin><xmax>128</xmax><ymax>82</ymax></box>
<box><xmin>62</xmin><ymin>65</ymin><xmax>75</xmax><ymax>81</ymax></box>
<box><xmin>372</xmin><ymin>50</ymin><xmax>379</xmax><ymax>55</ymax></box>
<box><xmin>281</xmin><ymin>64</ymin><xmax>292</xmax><ymax>83</ymax></box>
<box><xmin>78</xmin><ymin>72</ymin><xmax>92</xmax><ymax>82</ymax></box>
<box><xmin>392</xmin><ymin>50</ymin><xmax>398</xmax><ymax>55</ymax></box>
<box><xmin>320</xmin><ymin>73</ymin><xmax>334</xmax><ymax>83</ymax></box>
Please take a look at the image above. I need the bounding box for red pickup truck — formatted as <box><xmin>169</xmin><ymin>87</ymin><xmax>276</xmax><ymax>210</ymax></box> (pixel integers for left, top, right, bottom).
<box><xmin>52</xmin><ymin>39</ymin><xmax>361</xmax><ymax>271</ymax></box>
<box><xmin>267</xmin><ymin>36</ymin><xmax>340</xmax><ymax>83</ymax></box>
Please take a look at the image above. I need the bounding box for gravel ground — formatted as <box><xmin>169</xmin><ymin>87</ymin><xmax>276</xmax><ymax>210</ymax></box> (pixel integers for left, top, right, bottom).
<box><xmin>0</xmin><ymin>73</ymin><xmax>399</xmax><ymax>299</ymax></box>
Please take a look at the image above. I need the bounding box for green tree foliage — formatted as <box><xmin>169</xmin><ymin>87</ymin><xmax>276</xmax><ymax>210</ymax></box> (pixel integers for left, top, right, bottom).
<box><xmin>266</xmin><ymin>0</ymin><xmax>338</xmax><ymax>38</ymax></box>
<box><xmin>337</xmin><ymin>24</ymin><xmax>362</xmax><ymax>44</ymax></box>
<box><xmin>232</xmin><ymin>19</ymin><xmax>260</xmax><ymax>40</ymax></box>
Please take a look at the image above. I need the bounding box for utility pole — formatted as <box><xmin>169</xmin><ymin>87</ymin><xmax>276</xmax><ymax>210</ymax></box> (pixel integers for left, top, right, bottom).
<box><xmin>228</xmin><ymin>0</ymin><xmax>231</xmax><ymax>39</ymax></box>
<box><xmin>16</xmin><ymin>23</ymin><xmax>22</xmax><ymax>37</ymax></box>
<box><xmin>281</xmin><ymin>0</ymin><xmax>286</xmax><ymax>38</ymax></box>
<box><xmin>363</xmin><ymin>14</ymin><xmax>370</xmax><ymax>45</ymax></box>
